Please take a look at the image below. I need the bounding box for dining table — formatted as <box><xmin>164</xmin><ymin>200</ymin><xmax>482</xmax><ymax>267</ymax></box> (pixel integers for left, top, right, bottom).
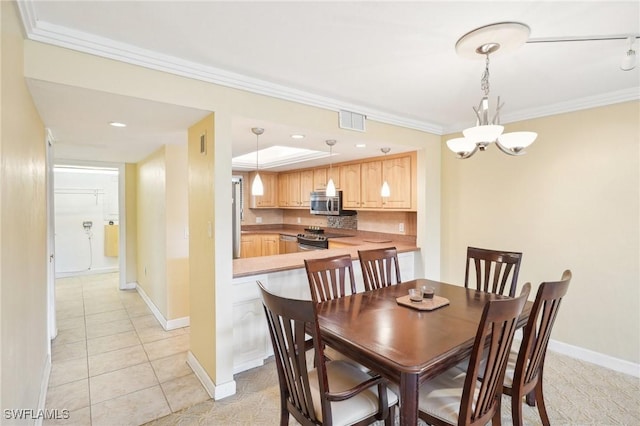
<box><xmin>316</xmin><ymin>278</ymin><xmax>532</xmax><ymax>426</ymax></box>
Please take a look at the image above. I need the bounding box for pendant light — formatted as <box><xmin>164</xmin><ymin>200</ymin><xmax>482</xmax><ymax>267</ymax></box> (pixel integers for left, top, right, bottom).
<box><xmin>380</xmin><ymin>147</ymin><xmax>391</xmax><ymax>197</ymax></box>
<box><xmin>325</xmin><ymin>139</ymin><xmax>337</xmax><ymax>196</ymax></box>
<box><xmin>251</xmin><ymin>127</ymin><xmax>264</xmax><ymax>196</ymax></box>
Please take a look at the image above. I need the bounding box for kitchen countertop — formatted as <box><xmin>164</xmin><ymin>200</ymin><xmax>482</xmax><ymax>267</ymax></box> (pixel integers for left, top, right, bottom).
<box><xmin>233</xmin><ymin>225</ymin><xmax>419</xmax><ymax>278</ymax></box>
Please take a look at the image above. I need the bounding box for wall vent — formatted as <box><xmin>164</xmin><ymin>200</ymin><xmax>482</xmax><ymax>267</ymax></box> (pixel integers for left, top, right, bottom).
<box><xmin>339</xmin><ymin>110</ymin><xmax>366</xmax><ymax>132</ymax></box>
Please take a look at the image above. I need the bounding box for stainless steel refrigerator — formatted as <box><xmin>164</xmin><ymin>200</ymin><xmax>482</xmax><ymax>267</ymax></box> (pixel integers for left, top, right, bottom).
<box><xmin>232</xmin><ymin>176</ymin><xmax>242</xmax><ymax>259</ymax></box>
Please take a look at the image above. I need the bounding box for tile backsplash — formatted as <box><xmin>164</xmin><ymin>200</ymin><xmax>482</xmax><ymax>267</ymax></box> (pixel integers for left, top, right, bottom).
<box><xmin>327</xmin><ymin>215</ymin><xmax>358</xmax><ymax>230</ymax></box>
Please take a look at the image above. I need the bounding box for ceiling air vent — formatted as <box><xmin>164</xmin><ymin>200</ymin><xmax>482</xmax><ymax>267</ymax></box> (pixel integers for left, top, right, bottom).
<box><xmin>339</xmin><ymin>110</ymin><xmax>366</xmax><ymax>132</ymax></box>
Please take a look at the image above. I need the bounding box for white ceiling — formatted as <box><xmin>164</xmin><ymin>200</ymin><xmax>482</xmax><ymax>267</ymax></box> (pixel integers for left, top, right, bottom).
<box><xmin>19</xmin><ymin>1</ymin><xmax>640</xmax><ymax>168</ymax></box>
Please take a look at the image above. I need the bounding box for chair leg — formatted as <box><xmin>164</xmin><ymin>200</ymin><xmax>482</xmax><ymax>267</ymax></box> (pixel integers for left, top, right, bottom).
<box><xmin>385</xmin><ymin>404</ymin><xmax>395</xmax><ymax>426</ymax></box>
<box><xmin>492</xmin><ymin>398</ymin><xmax>502</xmax><ymax>426</ymax></box>
<box><xmin>511</xmin><ymin>392</ymin><xmax>524</xmax><ymax>426</ymax></box>
<box><xmin>534</xmin><ymin>379</ymin><xmax>551</xmax><ymax>426</ymax></box>
<box><xmin>525</xmin><ymin>389</ymin><xmax>536</xmax><ymax>406</ymax></box>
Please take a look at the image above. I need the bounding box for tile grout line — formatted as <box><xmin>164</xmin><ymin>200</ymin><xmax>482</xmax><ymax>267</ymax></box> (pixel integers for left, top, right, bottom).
<box><xmin>81</xmin><ymin>275</ymin><xmax>93</xmax><ymax>425</ymax></box>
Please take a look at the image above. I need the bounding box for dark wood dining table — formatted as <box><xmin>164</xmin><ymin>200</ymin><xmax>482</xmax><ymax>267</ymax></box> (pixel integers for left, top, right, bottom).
<box><xmin>316</xmin><ymin>278</ymin><xmax>531</xmax><ymax>426</ymax></box>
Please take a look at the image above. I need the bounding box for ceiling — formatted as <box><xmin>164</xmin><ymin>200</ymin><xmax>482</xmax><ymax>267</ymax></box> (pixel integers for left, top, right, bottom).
<box><xmin>19</xmin><ymin>1</ymin><xmax>640</xmax><ymax>169</ymax></box>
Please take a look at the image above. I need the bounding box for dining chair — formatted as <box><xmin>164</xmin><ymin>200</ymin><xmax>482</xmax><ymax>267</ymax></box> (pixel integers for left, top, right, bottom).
<box><xmin>503</xmin><ymin>270</ymin><xmax>572</xmax><ymax>426</ymax></box>
<box><xmin>417</xmin><ymin>284</ymin><xmax>530</xmax><ymax>426</ymax></box>
<box><xmin>304</xmin><ymin>254</ymin><xmax>357</xmax><ymax>303</ymax></box>
<box><xmin>257</xmin><ymin>280</ymin><xmax>398</xmax><ymax>426</ymax></box>
<box><xmin>465</xmin><ymin>246</ymin><xmax>523</xmax><ymax>297</ymax></box>
<box><xmin>358</xmin><ymin>246</ymin><xmax>401</xmax><ymax>291</ymax></box>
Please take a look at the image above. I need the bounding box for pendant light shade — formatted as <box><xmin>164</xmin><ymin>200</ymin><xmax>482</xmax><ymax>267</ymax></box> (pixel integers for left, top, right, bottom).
<box><xmin>251</xmin><ymin>127</ymin><xmax>264</xmax><ymax>196</ymax></box>
<box><xmin>325</xmin><ymin>140</ymin><xmax>337</xmax><ymax>197</ymax></box>
<box><xmin>380</xmin><ymin>147</ymin><xmax>391</xmax><ymax>197</ymax></box>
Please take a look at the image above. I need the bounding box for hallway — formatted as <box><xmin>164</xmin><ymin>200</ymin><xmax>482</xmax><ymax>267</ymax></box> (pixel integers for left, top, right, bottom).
<box><xmin>44</xmin><ymin>273</ymin><xmax>209</xmax><ymax>425</ymax></box>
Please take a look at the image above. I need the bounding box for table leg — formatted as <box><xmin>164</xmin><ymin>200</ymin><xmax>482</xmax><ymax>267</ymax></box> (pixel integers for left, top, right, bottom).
<box><xmin>399</xmin><ymin>372</ymin><xmax>419</xmax><ymax>425</ymax></box>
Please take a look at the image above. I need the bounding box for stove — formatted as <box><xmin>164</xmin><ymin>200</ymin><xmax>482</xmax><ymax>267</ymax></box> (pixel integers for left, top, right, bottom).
<box><xmin>296</xmin><ymin>227</ymin><xmax>347</xmax><ymax>250</ymax></box>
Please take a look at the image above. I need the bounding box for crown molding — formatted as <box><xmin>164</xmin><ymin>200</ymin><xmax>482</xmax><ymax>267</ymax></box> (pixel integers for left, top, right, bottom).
<box><xmin>18</xmin><ymin>6</ymin><xmax>443</xmax><ymax>135</ymax></box>
<box><xmin>17</xmin><ymin>1</ymin><xmax>637</xmax><ymax>138</ymax></box>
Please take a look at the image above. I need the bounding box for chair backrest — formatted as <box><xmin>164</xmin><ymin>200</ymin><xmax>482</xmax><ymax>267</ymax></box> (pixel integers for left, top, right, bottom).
<box><xmin>459</xmin><ymin>285</ymin><xmax>530</xmax><ymax>426</ymax></box>
<box><xmin>465</xmin><ymin>246</ymin><xmax>523</xmax><ymax>297</ymax></box>
<box><xmin>512</xmin><ymin>270</ymin><xmax>572</xmax><ymax>395</ymax></box>
<box><xmin>304</xmin><ymin>254</ymin><xmax>357</xmax><ymax>303</ymax></box>
<box><xmin>257</xmin><ymin>280</ymin><xmax>329</xmax><ymax>425</ymax></box>
<box><xmin>358</xmin><ymin>247</ymin><xmax>401</xmax><ymax>291</ymax></box>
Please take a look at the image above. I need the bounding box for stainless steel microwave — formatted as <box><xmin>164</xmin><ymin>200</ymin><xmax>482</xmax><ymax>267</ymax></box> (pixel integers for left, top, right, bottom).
<box><xmin>309</xmin><ymin>191</ymin><xmax>342</xmax><ymax>215</ymax></box>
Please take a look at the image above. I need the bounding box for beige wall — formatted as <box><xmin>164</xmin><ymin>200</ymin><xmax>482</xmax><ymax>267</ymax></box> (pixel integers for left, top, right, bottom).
<box><xmin>137</xmin><ymin>148</ymin><xmax>168</xmax><ymax>315</ymax></box>
<box><xmin>136</xmin><ymin>145</ymin><xmax>189</xmax><ymax>321</ymax></box>
<box><xmin>1</xmin><ymin>0</ymin><xmax>49</xmax><ymax>413</ymax></box>
<box><xmin>441</xmin><ymin>102</ymin><xmax>640</xmax><ymax>363</ymax></box>
<box><xmin>165</xmin><ymin>144</ymin><xmax>189</xmax><ymax>320</ymax></box>
<box><xmin>124</xmin><ymin>163</ymin><xmax>138</xmax><ymax>285</ymax></box>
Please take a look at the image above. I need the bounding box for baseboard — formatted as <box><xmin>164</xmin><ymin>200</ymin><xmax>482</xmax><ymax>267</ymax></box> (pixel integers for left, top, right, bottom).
<box><xmin>187</xmin><ymin>351</ymin><xmax>237</xmax><ymax>400</ymax></box>
<box><xmin>55</xmin><ymin>266</ymin><xmax>118</xmax><ymax>279</ymax></box>
<box><xmin>233</xmin><ymin>358</ymin><xmax>265</xmax><ymax>375</ymax></box>
<box><xmin>120</xmin><ymin>281</ymin><xmax>137</xmax><ymax>290</ymax></box>
<box><xmin>135</xmin><ymin>284</ymin><xmax>189</xmax><ymax>331</ymax></box>
<box><xmin>548</xmin><ymin>339</ymin><xmax>640</xmax><ymax>378</ymax></box>
<box><xmin>35</xmin><ymin>354</ymin><xmax>52</xmax><ymax>426</ymax></box>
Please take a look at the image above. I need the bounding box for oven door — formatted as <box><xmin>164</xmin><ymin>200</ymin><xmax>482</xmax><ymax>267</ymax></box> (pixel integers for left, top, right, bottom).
<box><xmin>297</xmin><ymin>242</ymin><xmax>325</xmax><ymax>251</ymax></box>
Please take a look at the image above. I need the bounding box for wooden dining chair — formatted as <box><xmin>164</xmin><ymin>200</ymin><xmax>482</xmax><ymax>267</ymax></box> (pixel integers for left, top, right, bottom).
<box><xmin>465</xmin><ymin>246</ymin><xmax>523</xmax><ymax>297</ymax></box>
<box><xmin>304</xmin><ymin>254</ymin><xmax>357</xmax><ymax>303</ymax></box>
<box><xmin>503</xmin><ymin>270</ymin><xmax>572</xmax><ymax>426</ymax></box>
<box><xmin>358</xmin><ymin>247</ymin><xmax>401</xmax><ymax>291</ymax></box>
<box><xmin>257</xmin><ymin>281</ymin><xmax>398</xmax><ymax>426</ymax></box>
<box><xmin>417</xmin><ymin>285</ymin><xmax>530</xmax><ymax>426</ymax></box>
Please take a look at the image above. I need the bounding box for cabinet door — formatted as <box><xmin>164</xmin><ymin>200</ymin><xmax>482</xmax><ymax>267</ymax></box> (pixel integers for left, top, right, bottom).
<box><xmin>360</xmin><ymin>160</ymin><xmax>383</xmax><ymax>208</ymax></box>
<box><xmin>288</xmin><ymin>172</ymin><xmax>301</xmax><ymax>207</ymax></box>
<box><xmin>261</xmin><ymin>234</ymin><xmax>279</xmax><ymax>256</ymax></box>
<box><xmin>240</xmin><ymin>234</ymin><xmax>261</xmax><ymax>258</ymax></box>
<box><xmin>299</xmin><ymin>170</ymin><xmax>314</xmax><ymax>207</ymax></box>
<box><xmin>277</xmin><ymin>173</ymin><xmax>290</xmax><ymax>207</ymax></box>
<box><xmin>313</xmin><ymin>168</ymin><xmax>327</xmax><ymax>191</ymax></box>
<box><xmin>249</xmin><ymin>172</ymin><xmax>277</xmax><ymax>208</ymax></box>
<box><xmin>340</xmin><ymin>164</ymin><xmax>361</xmax><ymax>208</ymax></box>
<box><xmin>382</xmin><ymin>155</ymin><xmax>412</xmax><ymax>209</ymax></box>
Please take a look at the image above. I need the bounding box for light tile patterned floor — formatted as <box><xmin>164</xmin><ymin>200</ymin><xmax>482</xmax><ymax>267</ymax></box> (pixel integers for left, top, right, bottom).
<box><xmin>46</xmin><ymin>272</ymin><xmax>640</xmax><ymax>425</ymax></box>
<box><xmin>44</xmin><ymin>273</ymin><xmax>209</xmax><ymax>426</ymax></box>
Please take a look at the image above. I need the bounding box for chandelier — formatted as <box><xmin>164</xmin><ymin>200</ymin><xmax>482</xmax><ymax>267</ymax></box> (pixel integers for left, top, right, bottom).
<box><xmin>447</xmin><ymin>22</ymin><xmax>538</xmax><ymax>159</ymax></box>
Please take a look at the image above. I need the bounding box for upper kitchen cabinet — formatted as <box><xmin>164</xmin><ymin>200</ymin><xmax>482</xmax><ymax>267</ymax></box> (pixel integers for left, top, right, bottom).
<box><xmin>381</xmin><ymin>155</ymin><xmax>413</xmax><ymax>209</ymax></box>
<box><xmin>339</xmin><ymin>152</ymin><xmax>416</xmax><ymax>211</ymax></box>
<box><xmin>278</xmin><ymin>170</ymin><xmax>313</xmax><ymax>208</ymax></box>
<box><xmin>340</xmin><ymin>163</ymin><xmax>361</xmax><ymax>209</ymax></box>
<box><xmin>314</xmin><ymin>167</ymin><xmax>341</xmax><ymax>192</ymax></box>
<box><xmin>249</xmin><ymin>171</ymin><xmax>278</xmax><ymax>208</ymax></box>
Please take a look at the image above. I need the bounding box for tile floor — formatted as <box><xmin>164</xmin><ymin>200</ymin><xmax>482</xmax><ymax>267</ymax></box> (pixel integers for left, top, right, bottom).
<box><xmin>44</xmin><ymin>273</ymin><xmax>210</xmax><ymax>426</ymax></box>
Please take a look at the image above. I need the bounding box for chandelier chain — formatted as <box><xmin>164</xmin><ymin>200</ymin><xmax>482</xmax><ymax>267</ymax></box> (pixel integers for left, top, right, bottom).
<box><xmin>481</xmin><ymin>54</ymin><xmax>490</xmax><ymax>96</ymax></box>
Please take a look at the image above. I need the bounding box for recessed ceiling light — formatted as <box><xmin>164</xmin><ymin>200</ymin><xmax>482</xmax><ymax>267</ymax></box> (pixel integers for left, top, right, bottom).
<box><xmin>355</xmin><ymin>143</ymin><xmax>366</xmax><ymax>148</ymax></box>
<box><xmin>290</xmin><ymin>134</ymin><xmax>305</xmax><ymax>139</ymax></box>
<box><xmin>109</xmin><ymin>121</ymin><xmax>127</xmax><ymax>128</ymax></box>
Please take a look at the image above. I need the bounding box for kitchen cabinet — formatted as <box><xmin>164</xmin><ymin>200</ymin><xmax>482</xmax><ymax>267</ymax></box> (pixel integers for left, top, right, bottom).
<box><xmin>340</xmin><ymin>163</ymin><xmax>361</xmax><ymax>208</ymax></box>
<box><xmin>313</xmin><ymin>168</ymin><xmax>327</xmax><ymax>191</ymax></box>
<box><xmin>360</xmin><ymin>160</ymin><xmax>383</xmax><ymax>208</ymax></box>
<box><xmin>382</xmin><ymin>155</ymin><xmax>412</xmax><ymax>209</ymax></box>
<box><xmin>249</xmin><ymin>171</ymin><xmax>278</xmax><ymax>208</ymax></box>
<box><xmin>240</xmin><ymin>233</ymin><xmax>280</xmax><ymax>258</ymax></box>
<box><xmin>278</xmin><ymin>170</ymin><xmax>313</xmax><ymax>208</ymax></box>
<box><xmin>232</xmin><ymin>274</ymin><xmax>270</xmax><ymax>373</ymax></box>
<box><xmin>300</xmin><ymin>170</ymin><xmax>314</xmax><ymax>207</ymax></box>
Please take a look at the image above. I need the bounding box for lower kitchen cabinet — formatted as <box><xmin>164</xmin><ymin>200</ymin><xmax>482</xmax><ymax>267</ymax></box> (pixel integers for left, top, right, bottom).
<box><xmin>240</xmin><ymin>233</ymin><xmax>280</xmax><ymax>258</ymax></box>
<box><xmin>232</xmin><ymin>275</ymin><xmax>270</xmax><ymax>373</ymax></box>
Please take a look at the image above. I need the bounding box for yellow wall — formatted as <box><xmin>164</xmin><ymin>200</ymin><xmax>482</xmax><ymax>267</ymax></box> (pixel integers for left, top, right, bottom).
<box><xmin>137</xmin><ymin>148</ymin><xmax>168</xmax><ymax>314</ymax></box>
<box><xmin>124</xmin><ymin>163</ymin><xmax>138</xmax><ymax>285</ymax></box>
<box><xmin>187</xmin><ymin>115</ymin><xmax>217</xmax><ymax>379</ymax></box>
<box><xmin>1</xmin><ymin>0</ymin><xmax>49</xmax><ymax>412</ymax></box>
<box><xmin>165</xmin><ymin>144</ymin><xmax>189</xmax><ymax>320</ymax></box>
<box><xmin>441</xmin><ymin>102</ymin><xmax>640</xmax><ymax>363</ymax></box>
<box><xmin>136</xmin><ymin>145</ymin><xmax>189</xmax><ymax>321</ymax></box>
